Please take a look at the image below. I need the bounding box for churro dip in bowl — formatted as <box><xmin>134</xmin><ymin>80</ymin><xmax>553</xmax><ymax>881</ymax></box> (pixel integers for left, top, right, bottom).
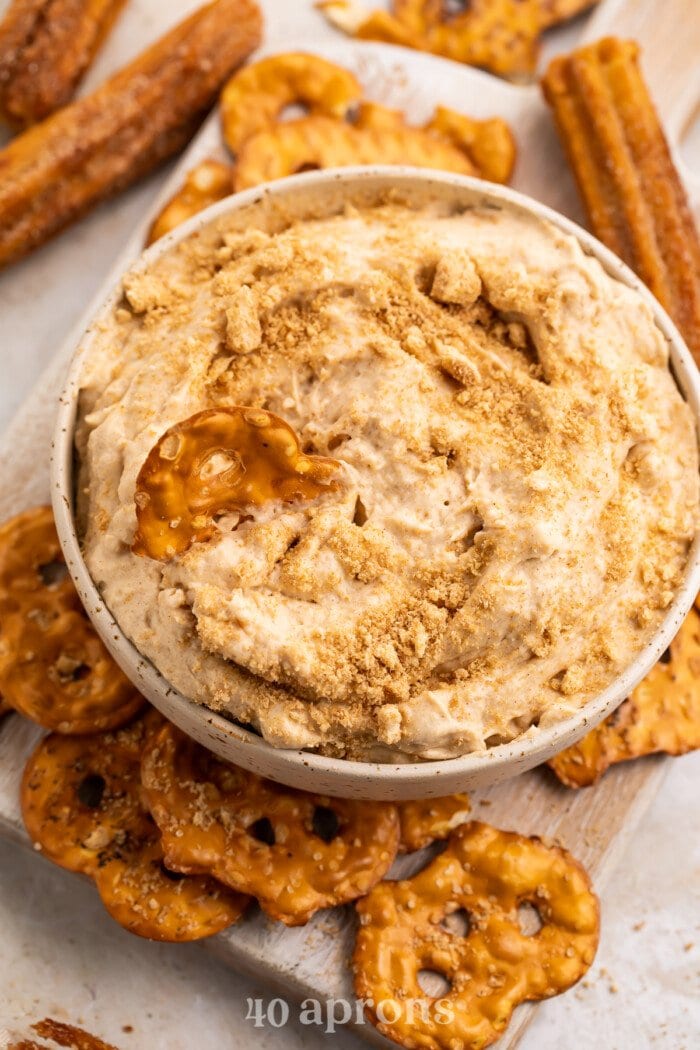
<box><xmin>56</xmin><ymin>170</ymin><xmax>700</xmax><ymax>798</ymax></box>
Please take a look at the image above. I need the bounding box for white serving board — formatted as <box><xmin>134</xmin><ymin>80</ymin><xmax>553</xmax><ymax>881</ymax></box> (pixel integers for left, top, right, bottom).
<box><xmin>0</xmin><ymin>2</ymin><xmax>699</xmax><ymax>1046</ymax></box>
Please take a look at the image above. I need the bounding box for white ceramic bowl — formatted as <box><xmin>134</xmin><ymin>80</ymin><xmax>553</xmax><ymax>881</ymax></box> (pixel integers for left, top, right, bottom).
<box><xmin>51</xmin><ymin>167</ymin><xmax>700</xmax><ymax>800</ymax></box>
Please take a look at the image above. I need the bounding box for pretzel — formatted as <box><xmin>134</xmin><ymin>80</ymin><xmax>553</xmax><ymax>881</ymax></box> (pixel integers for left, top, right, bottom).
<box><xmin>147</xmin><ymin>160</ymin><xmax>234</xmax><ymax>246</ymax></box>
<box><xmin>234</xmin><ymin>107</ymin><xmax>478</xmax><ymax>191</ymax></box>
<box><xmin>426</xmin><ymin>105</ymin><xmax>516</xmax><ymax>185</ymax></box>
<box><xmin>132</xmin><ymin>407</ymin><xmax>341</xmax><ymax>561</ymax></box>
<box><xmin>549</xmin><ymin>600</ymin><xmax>700</xmax><ymax>788</ymax></box>
<box><xmin>140</xmin><ymin>721</ymin><xmax>400</xmax><ymax>925</ymax></box>
<box><xmin>221</xmin><ymin>51</ymin><xmax>362</xmax><ymax>154</ymax></box>
<box><xmin>398</xmin><ymin>793</ymin><xmax>471</xmax><ymax>853</ymax></box>
<box><xmin>0</xmin><ymin>506</ymin><xmax>143</xmax><ymax>733</ymax></box>
<box><xmin>354</xmin><ymin>821</ymin><xmax>599</xmax><ymax>1050</ymax></box>
<box><xmin>94</xmin><ymin>835</ymin><xmax>248</xmax><ymax>942</ymax></box>
<box><xmin>318</xmin><ymin>0</ymin><xmax>598</xmax><ymax>79</ymax></box>
<box><xmin>21</xmin><ymin>712</ymin><xmax>248</xmax><ymax>941</ymax></box>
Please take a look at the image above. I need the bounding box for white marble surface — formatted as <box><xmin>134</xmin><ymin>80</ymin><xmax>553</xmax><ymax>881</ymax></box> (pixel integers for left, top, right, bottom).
<box><xmin>0</xmin><ymin>0</ymin><xmax>699</xmax><ymax>1047</ymax></box>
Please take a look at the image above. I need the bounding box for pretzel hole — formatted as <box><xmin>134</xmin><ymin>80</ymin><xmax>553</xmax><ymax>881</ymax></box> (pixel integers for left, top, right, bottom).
<box><xmin>248</xmin><ymin>816</ymin><xmax>276</xmax><ymax>846</ymax></box>
<box><xmin>55</xmin><ymin>655</ymin><xmax>91</xmax><ymax>683</ymax></box>
<box><xmin>441</xmin><ymin>908</ymin><xmax>471</xmax><ymax>937</ymax></box>
<box><xmin>197</xmin><ymin>449</ymin><xmax>243</xmax><ymax>481</ymax></box>
<box><xmin>659</xmin><ymin>647</ymin><xmax>672</xmax><ymax>664</ymax></box>
<box><xmin>160</xmin><ymin>861</ymin><xmax>187</xmax><ymax>882</ymax></box>
<box><xmin>280</xmin><ymin>103</ymin><xmax>309</xmax><ymax>122</ymax></box>
<box><xmin>517</xmin><ymin>901</ymin><xmax>543</xmax><ymax>936</ymax></box>
<box><xmin>311</xmin><ymin>805</ymin><xmax>340</xmax><ymax>843</ymax></box>
<box><xmin>38</xmin><ymin>560</ymin><xmax>68</xmax><ymax>587</ymax></box>
<box><xmin>443</xmin><ymin>0</ymin><xmax>469</xmax><ymax>16</ymax></box>
<box><xmin>417</xmin><ymin>969</ymin><xmax>452</xmax><ymax>997</ymax></box>
<box><xmin>77</xmin><ymin>773</ymin><xmax>106</xmax><ymax>809</ymax></box>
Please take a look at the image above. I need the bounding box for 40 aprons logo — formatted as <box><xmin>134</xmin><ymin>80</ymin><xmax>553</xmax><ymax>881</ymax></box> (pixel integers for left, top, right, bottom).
<box><xmin>245</xmin><ymin>995</ymin><xmax>454</xmax><ymax>1033</ymax></box>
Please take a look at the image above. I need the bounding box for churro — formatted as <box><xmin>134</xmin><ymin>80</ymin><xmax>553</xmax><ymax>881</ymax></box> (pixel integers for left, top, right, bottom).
<box><xmin>0</xmin><ymin>0</ymin><xmax>128</xmax><ymax>128</ymax></box>
<box><xmin>542</xmin><ymin>38</ymin><xmax>700</xmax><ymax>363</ymax></box>
<box><xmin>0</xmin><ymin>0</ymin><xmax>262</xmax><ymax>268</ymax></box>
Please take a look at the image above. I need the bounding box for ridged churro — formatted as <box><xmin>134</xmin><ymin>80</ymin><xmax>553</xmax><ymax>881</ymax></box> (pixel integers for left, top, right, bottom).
<box><xmin>542</xmin><ymin>38</ymin><xmax>700</xmax><ymax>363</ymax></box>
<box><xmin>0</xmin><ymin>0</ymin><xmax>262</xmax><ymax>268</ymax></box>
<box><xmin>0</xmin><ymin>0</ymin><xmax>128</xmax><ymax>128</ymax></box>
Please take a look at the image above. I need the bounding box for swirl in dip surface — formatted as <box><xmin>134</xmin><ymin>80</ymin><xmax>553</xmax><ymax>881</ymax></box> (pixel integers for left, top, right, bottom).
<box><xmin>77</xmin><ymin>199</ymin><xmax>700</xmax><ymax>761</ymax></box>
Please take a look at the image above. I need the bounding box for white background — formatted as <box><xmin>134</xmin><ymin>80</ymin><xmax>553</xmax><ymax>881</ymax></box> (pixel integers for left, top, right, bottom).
<box><xmin>0</xmin><ymin>1</ymin><xmax>699</xmax><ymax>1047</ymax></box>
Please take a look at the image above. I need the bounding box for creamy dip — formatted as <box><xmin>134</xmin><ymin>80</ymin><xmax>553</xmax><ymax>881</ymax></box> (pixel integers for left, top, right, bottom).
<box><xmin>77</xmin><ymin>199</ymin><xmax>699</xmax><ymax>760</ymax></box>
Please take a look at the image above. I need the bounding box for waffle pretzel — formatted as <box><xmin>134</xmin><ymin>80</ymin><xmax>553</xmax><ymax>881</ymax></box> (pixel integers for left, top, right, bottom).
<box><xmin>141</xmin><ymin>721</ymin><xmax>400</xmax><ymax>925</ymax></box>
<box><xmin>147</xmin><ymin>159</ymin><xmax>234</xmax><ymax>245</ymax></box>
<box><xmin>221</xmin><ymin>51</ymin><xmax>362</xmax><ymax>154</ymax></box>
<box><xmin>234</xmin><ymin>108</ymin><xmax>477</xmax><ymax>191</ymax></box>
<box><xmin>318</xmin><ymin>0</ymin><xmax>598</xmax><ymax>79</ymax></box>
<box><xmin>21</xmin><ymin>712</ymin><xmax>248</xmax><ymax>941</ymax></box>
<box><xmin>0</xmin><ymin>506</ymin><xmax>143</xmax><ymax>733</ymax></box>
<box><xmin>132</xmin><ymin>407</ymin><xmax>341</xmax><ymax>561</ymax></box>
<box><xmin>398</xmin><ymin>793</ymin><xmax>471</xmax><ymax>853</ymax></box>
<box><xmin>426</xmin><ymin>106</ymin><xmax>516</xmax><ymax>185</ymax></box>
<box><xmin>354</xmin><ymin>821</ymin><xmax>599</xmax><ymax>1050</ymax></box>
<box><xmin>549</xmin><ymin>599</ymin><xmax>700</xmax><ymax>788</ymax></box>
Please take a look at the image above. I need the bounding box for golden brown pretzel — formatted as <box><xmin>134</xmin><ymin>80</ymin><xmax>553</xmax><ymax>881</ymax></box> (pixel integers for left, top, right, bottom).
<box><xmin>319</xmin><ymin>0</ymin><xmax>599</xmax><ymax>79</ymax></box>
<box><xmin>549</xmin><ymin>598</ymin><xmax>700</xmax><ymax>788</ymax></box>
<box><xmin>146</xmin><ymin>159</ymin><xmax>234</xmax><ymax>246</ymax></box>
<box><xmin>0</xmin><ymin>506</ymin><xmax>143</xmax><ymax>733</ymax></box>
<box><xmin>132</xmin><ymin>406</ymin><xmax>341</xmax><ymax>561</ymax></box>
<box><xmin>354</xmin><ymin>821</ymin><xmax>599</xmax><ymax>1050</ymax></box>
<box><xmin>21</xmin><ymin>712</ymin><xmax>249</xmax><ymax>941</ymax></box>
<box><xmin>234</xmin><ymin>107</ymin><xmax>477</xmax><ymax>190</ymax></box>
<box><xmin>141</xmin><ymin>721</ymin><xmax>401</xmax><ymax>925</ymax></box>
<box><xmin>221</xmin><ymin>51</ymin><xmax>362</xmax><ymax>154</ymax></box>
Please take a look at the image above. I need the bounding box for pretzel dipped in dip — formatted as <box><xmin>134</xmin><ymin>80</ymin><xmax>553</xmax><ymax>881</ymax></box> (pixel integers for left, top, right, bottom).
<box><xmin>76</xmin><ymin>198</ymin><xmax>699</xmax><ymax>761</ymax></box>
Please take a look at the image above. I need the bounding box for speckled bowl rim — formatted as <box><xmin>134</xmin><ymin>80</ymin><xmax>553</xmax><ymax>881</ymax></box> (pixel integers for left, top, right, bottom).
<box><xmin>51</xmin><ymin>167</ymin><xmax>700</xmax><ymax>800</ymax></box>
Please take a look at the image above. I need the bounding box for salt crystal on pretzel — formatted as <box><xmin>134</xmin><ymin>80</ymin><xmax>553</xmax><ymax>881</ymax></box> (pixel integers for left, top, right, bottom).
<box><xmin>0</xmin><ymin>506</ymin><xmax>143</xmax><ymax>733</ymax></box>
<box><xmin>21</xmin><ymin>711</ymin><xmax>248</xmax><ymax>941</ymax></box>
<box><xmin>132</xmin><ymin>406</ymin><xmax>342</xmax><ymax>561</ymax></box>
<box><xmin>146</xmin><ymin>159</ymin><xmax>234</xmax><ymax>246</ymax></box>
<box><xmin>221</xmin><ymin>51</ymin><xmax>362</xmax><ymax>154</ymax></box>
<box><xmin>549</xmin><ymin>598</ymin><xmax>700</xmax><ymax>788</ymax></box>
<box><xmin>354</xmin><ymin>821</ymin><xmax>599</xmax><ymax>1050</ymax></box>
<box><xmin>140</xmin><ymin>720</ymin><xmax>400</xmax><ymax>925</ymax></box>
<box><xmin>398</xmin><ymin>793</ymin><xmax>471</xmax><ymax>853</ymax></box>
